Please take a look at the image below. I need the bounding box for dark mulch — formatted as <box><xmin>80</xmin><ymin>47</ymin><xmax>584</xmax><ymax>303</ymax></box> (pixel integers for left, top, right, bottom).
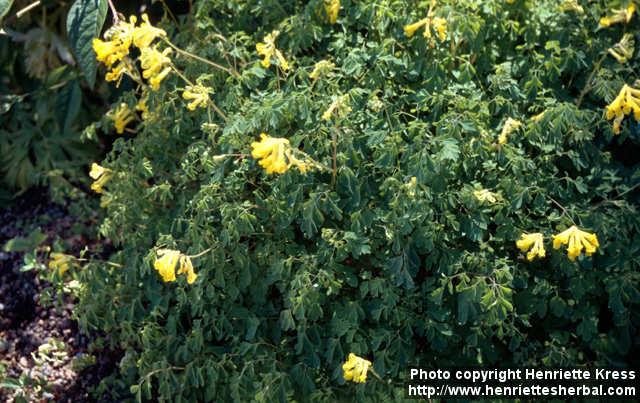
<box><xmin>0</xmin><ymin>188</ymin><xmax>120</xmax><ymax>402</ymax></box>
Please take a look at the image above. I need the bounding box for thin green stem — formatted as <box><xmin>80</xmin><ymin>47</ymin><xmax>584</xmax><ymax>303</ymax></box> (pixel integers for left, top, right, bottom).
<box><xmin>576</xmin><ymin>52</ymin><xmax>607</xmax><ymax>108</ymax></box>
<box><xmin>163</xmin><ymin>38</ymin><xmax>239</xmax><ymax>78</ymax></box>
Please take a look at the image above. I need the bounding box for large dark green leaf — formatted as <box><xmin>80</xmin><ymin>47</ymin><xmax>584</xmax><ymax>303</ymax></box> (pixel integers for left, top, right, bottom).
<box><xmin>0</xmin><ymin>0</ymin><xmax>13</xmax><ymax>20</ymax></box>
<box><xmin>66</xmin><ymin>0</ymin><xmax>108</xmax><ymax>89</ymax></box>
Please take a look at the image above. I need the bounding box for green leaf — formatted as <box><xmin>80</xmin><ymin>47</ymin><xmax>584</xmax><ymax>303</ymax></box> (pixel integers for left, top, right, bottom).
<box><xmin>3</xmin><ymin>228</ymin><xmax>47</xmax><ymax>252</ymax></box>
<box><xmin>66</xmin><ymin>0</ymin><xmax>108</xmax><ymax>89</ymax></box>
<box><xmin>0</xmin><ymin>0</ymin><xmax>13</xmax><ymax>20</ymax></box>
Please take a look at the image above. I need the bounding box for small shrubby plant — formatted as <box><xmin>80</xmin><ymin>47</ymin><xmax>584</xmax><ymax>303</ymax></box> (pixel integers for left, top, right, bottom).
<box><xmin>66</xmin><ymin>0</ymin><xmax>640</xmax><ymax>401</ymax></box>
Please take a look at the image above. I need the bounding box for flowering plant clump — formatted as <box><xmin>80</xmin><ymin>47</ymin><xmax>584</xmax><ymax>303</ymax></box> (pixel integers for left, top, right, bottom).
<box><xmin>71</xmin><ymin>0</ymin><xmax>640</xmax><ymax>401</ymax></box>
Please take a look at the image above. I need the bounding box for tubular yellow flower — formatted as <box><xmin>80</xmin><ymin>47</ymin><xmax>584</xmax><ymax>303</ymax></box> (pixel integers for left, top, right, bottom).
<box><xmin>309</xmin><ymin>60</ymin><xmax>335</xmax><ymax>81</ymax></box>
<box><xmin>92</xmin><ymin>38</ymin><xmax>129</xmax><ymax>68</ymax></box>
<box><xmin>89</xmin><ymin>163</ymin><xmax>112</xmax><ymax>194</ymax></box>
<box><xmin>104</xmin><ymin>62</ymin><xmax>128</xmax><ymax>84</ymax></box>
<box><xmin>559</xmin><ymin>0</ymin><xmax>584</xmax><ymax>13</ymax></box>
<box><xmin>139</xmin><ymin>46</ymin><xmax>172</xmax><ymax>90</ymax></box>
<box><xmin>251</xmin><ymin>133</ymin><xmax>290</xmax><ymax>174</ymax></box>
<box><xmin>250</xmin><ymin>133</ymin><xmax>312</xmax><ymax>175</ymax></box>
<box><xmin>177</xmin><ymin>255</ymin><xmax>197</xmax><ymax>284</ymax></box>
<box><xmin>136</xmin><ymin>95</ymin><xmax>150</xmax><ymax>120</ymax></box>
<box><xmin>605</xmin><ymin>84</ymin><xmax>640</xmax><ymax>134</ymax></box>
<box><xmin>473</xmin><ymin>188</ymin><xmax>499</xmax><ymax>204</ymax></box>
<box><xmin>342</xmin><ymin>353</ymin><xmax>372</xmax><ymax>383</ymax></box>
<box><xmin>404</xmin><ymin>18</ymin><xmax>429</xmax><ymax>38</ymax></box>
<box><xmin>154</xmin><ymin>249</ymin><xmax>198</xmax><ymax>284</ymax></box>
<box><xmin>431</xmin><ymin>17</ymin><xmax>447</xmax><ymax>41</ymax></box>
<box><xmin>182</xmin><ymin>85</ymin><xmax>211</xmax><ymax>111</ymax></box>
<box><xmin>552</xmin><ymin>226</ymin><xmax>599</xmax><ymax>261</ymax></box>
<box><xmin>608</xmin><ymin>33</ymin><xmax>635</xmax><ymax>64</ymax></box>
<box><xmin>256</xmin><ymin>31</ymin><xmax>290</xmax><ymax>71</ymax></box>
<box><xmin>322</xmin><ymin>94</ymin><xmax>351</xmax><ymax>121</ymax></box>
<box><xmin>48</xmin><ymin>253</ymin><xmax>75</xmax><ymax>275</ymax></box>
<box><xmin>132</xmin><ymin>13</ymin><xmax>166</xmax><ymax>49</ymax></box>
<box><xmin>109</xmin><ymin>103</ymin><xmax>135</xmax><ymax>134</ymax></box>
<box><xmin>531</xmin><ymin>110</ymin><xmax>546</xmax><ymax>122</ymax></box>
<box><xmin>498</xmin><ymin>117</ymin><xmax>522</xmax><ymax>145</ymax></box>
<box><xmin>92</xmin><ymin>16</ymin><xmax>136</xmax><ymax>68</ymax></box>
<box><xmin>324</xmin><ymin>0</ymin><xmax>340</xmax><ymax>24</ymax></box>
<box><xmin>516</xmin><ymin>233</ymin><xmax>546</xmax><ymax>261</ymax></box>
<box><xmin>154</xmin><ymin>249</ymin><xmax>180</xmax><ymax>282</ymax></box>
<box><xmin>599</xmin><ymin>3</ymin><xmax>635</xmax><ymax>28</ymax></box>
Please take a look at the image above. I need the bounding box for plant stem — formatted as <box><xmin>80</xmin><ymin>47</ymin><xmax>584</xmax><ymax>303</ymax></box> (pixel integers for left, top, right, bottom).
<box><xmin>331</xmin><ymin>126</ymin><xmax>338</xmax><ymax>186</ymax></box>
<box><xmin>106</xmin><ymin>0</ymin><xmax>119</xmax><ymax>23</ymax></box>
<box><xmin>576</xmin><ymin>52</ymin><xmax>607</xmax><ymax>108</ymax></box>
<box><xmin>163</xmin><ymin>38</ymin><xmax>239</xmax><ymax>78</ymax></box>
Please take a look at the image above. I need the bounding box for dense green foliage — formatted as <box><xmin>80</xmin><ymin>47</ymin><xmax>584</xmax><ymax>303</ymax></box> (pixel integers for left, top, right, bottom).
<box><xmin>70</xmin><ymin>0</ymin><xmax>639</xmax><ymax>401</ymax></box>
<box><xmin>0</xmin><ymin>1</ymin><xmax>107</xmax><ymax>197</ymax></box>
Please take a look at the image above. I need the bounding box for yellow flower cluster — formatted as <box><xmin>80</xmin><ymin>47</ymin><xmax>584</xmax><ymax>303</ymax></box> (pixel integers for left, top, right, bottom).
<box><xmin>309</xmin><ymin>60</ymin><xmax>335</xmax><ymax>81</ymax></box>
<box><xmin>599</xmin><ymin>3</ymin><xmax>635</xmax><ymax>28</ymax></box>
<box><xmin>498</xmin><ymin>117</ymin><xmax>522</xmax><ymax>145</ymax></box>
<box><xmin>182</xmin><ymin>84</ymin><xmax>211</xmax><ymax>111</ymax></box>
<box><xmin>473</xmin><ymin>188</ymin><xmax>499</xmax><ymax>204</ymax></box>
<box><xmin>251</xmin><ymin>133</ymin><xmax>309</xmax><ymax>174</ymax></box>
<box><xmin>154</xmin><ymin>249</ymin><xmax>197</xmax><ymax>284</ymax></box>
<box><xmin>516</xmin><ymin>233</ymin><xmax>545</xmax><ymax>261</ymax></box>
<box><xmin>322</xmin><ymin>94</ymin><xmax>351</xmax><ymax>121</ymax></box>
<box><xmin>608</xmin><ymin>33</ymin><xmax>634</xmax><ymax>64</ymax></box>
<box><xmin>140</xmin><ymin>47</ymin><xmax>173</xmax><ymax>91</ymax></box>
<box><xmin>558</xmin><ymin>0</ymin><xmax>584</xmax><ymax>13</ymax></box>
<box><xmin>605</xmin><ymin>84</ymin><xmax>640</xmax><ymax>134</ymax></box>
<box><xmin>342</xmin><ymin>353</ymin><xmax>372</xmax><ymax>383</ymax></box>
<box><xmin>48</xmin><ymin>253</ymin><xmax>76</xmax><ymax>275</ymax></box>
<box><xmin>552</xmin><ymin>226</ymin><xmax>599</xmax><ymax>261</ymax></box>
<box><xmin>256</xmin><ymin>31</ymin><xmax>289</xmax><ymax>71</ymax></box>
<box><xmin>89</xmin><ymin>163</ymin><xmax>112</xmax><ymax>193</ymax></box>
<box><xmin>108</xmin><ymin>103</ymin><xmax>135</xmax><ymax>134</ymax></box>
<box><xmin>324</xmin><ymin>0</ymin><xmax>340</xmax><ymax>24</ymax></box>
<box><xmin>93</xmin><ymin>14</ymin><xmax>169</xmax><ymax>89</ymax></box>
<box><xmin>404</xmin><ymin>16</ymin><xmax>447</xmax><ymax>42</ymax></box>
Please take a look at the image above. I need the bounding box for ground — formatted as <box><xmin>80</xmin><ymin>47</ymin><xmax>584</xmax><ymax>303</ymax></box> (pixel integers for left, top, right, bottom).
<box><xmin>0</xmin><ymin>189</ymin><xmax>119</xmax><ymax>402</ymax></box>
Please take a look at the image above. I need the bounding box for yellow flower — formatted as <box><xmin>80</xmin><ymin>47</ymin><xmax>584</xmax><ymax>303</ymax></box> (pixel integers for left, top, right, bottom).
<box><xmin>92</xmin><ymin>16</ymin><xmax>136</xmax><ymax>68</ymax></box>
<box><xmin>182</xmin><ymin>85</ymin><xmax>211</xmax><ymax>111</ymax></box>
<box><xmin>48</xmin><ymin>253</ymin><xmax>76</xmax><ymax>275</ymax></box>
<box><xmin>516</xmin><ymin>233</ymin><xmax>546</xmax><ymax>261</ymax></box>
<box><xmin>251</xmin><ymin>133</ymin><xmax>290</xmax><ymax>174</ymax></box>
<box><xmin>432</xmin><ymin>17</ymin><xmax>447</xmax><ymax>41</ymax></box>
<box><xmin>89</xmin><ymin>163</ymin><xmax>112</xmax><ymax>194</ymax></box>
<box><xmin>404</xmin><ymin>18</ymin><xmax>429</xmax><ymax>38</ymax></box>
<box><xmin>139</xmin><ymin>46</ymin><xmax>172</xmax><ymax>90</ymax></box>
<box><xmin>154</xmin><ymin>249</ymin><xmax>180</xmax><ymax>282</ymax></box>
<box><xmin>177</xmin><ymin>255</ymin><xmax>197</xmax><ymax>284</ymax></box>
<box><xmin>608</xmin><ymin>33</ymin><xmax>635</xmax><ymax>64</ymax></box>
<box><xmin>324</xmin><ymin>0</ymin><xmax>340</xmax><ymax>24</ymax></box>
<box><xmin>605</xmin><ymin>84</ymin><xmax>640</xmax><ymax>134</ymax></box>
<box><xmin>404</xmin><ymin>15</ymin><xmax>447</xmax><ymax>41</ymax></box>
<box><xmin>558</xmin><ymin>0</ymin><xmax>584</xmax><ymax>13</ymax></box>
<box><xmin>108</xmin><ymin>103</ymin><xmax>135</xmax><ymax>134</ymax></box>
<box><xmin>531</xmin><ymin>110</ymin><xmax>546</xmax><ymax>122</ymax></box>
<box><xmin>92</xmin><ymin>38</ymin><xmax>129</xmax><ymax>68</ymax></box>
<box><xmin>250</xmin><ymin>133</ymin><xmax>310</xmax><ymax>175</ymax></box>
<box><xmin>104</xmin><ymin>62</ymin><xmax>128</xmax><ymax>84</ymax></box>
<box><xmin>599</xmin><ymin>3</ymin><xmax>635</xmax><ymax>28</ymax></box>
<box><xmin>498</xmin><ymin>117</ymin><xmax>522</xmax><ymax>145</ymax></box>
<box><xmin>132</xmin><ymin>13</ymin><xmax>166</xmax><ymax>49</ymax></box>
<box><xmin>322</xmin><ymin>94</ymin><xmax>351</xmax><ymax>121</ymax></box>
<box><xmin>256</xmin><ymin>31</ymin><xmax>289</xmax><ymax>71</ymax></box>
<box><xmin>552</xmin><ymin>226</ymin><xmax>599</xmax><ymax>261</ymax></box>
<box><xmin>153</xmin><ymin>249</ymin><xmax>198</xmax><ymax>284</ymax></box>
<box><xmin>473</xmin><ymin>188</ymin><xmax>499</xmax><ymax>204</ymax></box>
<box><xmin>342</xmin><ymin>353</ymin><xmax>372</xmax><ymax>383</ymax></box>
<box><xmin>309</xmin><ymin>60</ymin><xmax>335</xmax><ymax>81</ymax></box>
<box><xmin>136</xmin><ymin>95</ymin><xmax>150</xmax><ymax>120</ymax></box>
